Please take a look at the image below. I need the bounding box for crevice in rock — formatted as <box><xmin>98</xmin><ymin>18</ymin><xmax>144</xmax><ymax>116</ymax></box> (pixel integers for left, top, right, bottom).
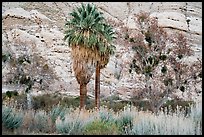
<box><xmin>163</xmin><ymin>26</ymin><xmax>188</xmax><ymax>32</ymax></box>
<box><xmin>185</xmin><ymin>2</ymin><xmax>190</xmax><ymax>32</ymax></box>
<box><xmin>150</xmin><ymin>2</ymin><xmax>153</xmax><ymax>12</ymax></box>
<box><xmin>125</xmin><ymin>2</ymin><xmax>131</xmax><ymax>26</ymax></box>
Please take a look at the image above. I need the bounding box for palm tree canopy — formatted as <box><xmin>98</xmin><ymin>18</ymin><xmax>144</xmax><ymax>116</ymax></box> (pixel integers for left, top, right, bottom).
<box><xmin>64</xmin><ymin>3</ymin><xmax>116</xmax><ymax>56</ymax></box>
<box><xmin>64</xmin><ymin>3</ymin><xmax>104</xmax><ymax>49</ymax></box>
<box><xmin>97</xmin><ymin>23</ymin><xmax>116</xmax><ymax>68</ymax></box>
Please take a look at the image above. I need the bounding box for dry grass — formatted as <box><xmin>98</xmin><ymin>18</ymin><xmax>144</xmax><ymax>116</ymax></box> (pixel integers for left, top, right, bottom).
<box><xmin>2</xmin><ymin>100</ymin><xmax>202</xmax><ymax>135</ymax></box>
<box><xmin>2</xmin><ymin>93</ymin><xmax>202</xmax><ymax>135</ymax></box>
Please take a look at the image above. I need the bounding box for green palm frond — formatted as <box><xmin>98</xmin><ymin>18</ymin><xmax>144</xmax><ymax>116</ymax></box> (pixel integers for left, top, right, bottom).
<box><xmin>64</xmin><ymin>3</ymin><xmax>105</xmax><ymax>48</ymax></box>
<box><xmin>64</xmin><ymin>3</ymin><xmax>116</xmax><ymax>65</ymax></box>
<box><xmin>69</xmin><ymin>10</ymin><xmax>80</xmax><ymax>22</ymax></box>
<box><xmin>88</xmin><ymin>33</ymin><xmax>98</xmax><ymax>49</ymax></box>
<box><xmin>103</xmin><ymin>24</ymin><xmax>116</xmax><ymax>41</ymax></box>
<box><xmin>95</xmin><ymin>23</ymin><xmax>116</xmax><ymax>56</ymax></box>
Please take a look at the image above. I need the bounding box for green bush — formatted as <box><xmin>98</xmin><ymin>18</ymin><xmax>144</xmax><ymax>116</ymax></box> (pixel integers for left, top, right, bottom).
<box><xmin>99</xmin><ymin>108</ymin><xmax>115</xmax><ymax>123</ymax></box>
<box><xmin>5</xmin><ymin>91</ymin><xmax>18</xmax><ymax>98</ymax></box>
<box><xmin>60</xmin><ymin>96</ymin><xmax>80</xmax><ymax>108</ymax></box>
<box><xmin>83</xmin><ymin>120</ymin><xmax>119</xmax><ymax>135</ymax></box>
<box><xmin>102</xmin><ymin>100</ymin><xmax>127</xmax><ymax>112</ymax></box>
<box><xmin>32</xmin><ymin>94</ymin><xmax>60</xmax><ymax>111</ymax></box>
<box><xmin>49</xmin><ymin>105</ymin><xmax>67</xmax><ymax>123</ymax></box>
<box><xmin>2</xmin><ymin>106</ymin><xmax>23</xmax><ymax>130</ymax></box>
<box><xmin>115</xmin><ymin>107</ymin><xmax>134</xmax><ymax>135</ymax></box>
<box><xmin>56</xmin><ymin>116</ymin><xmax>84</xmax><ymax>135</ymax></box>
<box><xmin>32</xmin><ymin>110</ymin><xmax>53</xmax><ymax>133</ymax></box>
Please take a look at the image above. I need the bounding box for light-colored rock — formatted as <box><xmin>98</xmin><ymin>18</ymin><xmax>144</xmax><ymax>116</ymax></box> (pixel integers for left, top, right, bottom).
<box><xmin>188</xmin><ymin>16</ymin><xmax>202</xmax><ymax>35</ymax></box>
<box><xmin>30</xmin><ymin>9</ymin><xmax>53</xmax><ymax>22</ymax></box>
<box><xmin>2</xmin><ymin>7</ymin><xmax>31</xmax><ymax>19</ymax></box>
<box><xmin>150</xmin><ymin>11</ymin><xmax>188</xmax><ymax>31</ymax></box>
<box><xmin>2</xmin><ymin>2</ymin><xmax>202</xmax><ymax>102</ymax></box>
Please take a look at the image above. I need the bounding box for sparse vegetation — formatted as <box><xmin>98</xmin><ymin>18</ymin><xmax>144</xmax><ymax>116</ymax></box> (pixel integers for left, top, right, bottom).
<box><xmin>56</xmin><ymin>117</ymin><xmax>84</xmax><ymax>135</ymax></box>
<box><xmin>2</xmin><ymin>43</ymin><xmax>57</xmax><ymax>110</ymax></box>
<box><xmin>2</xmin><ymin>101</ymin><xmax>202</xmax><ymax>135</ymax></box>
<box><xmin>2</xmin><ymin>3</ymin><xmax>202</xmax><ymax>135</ymax></box>
<box><xmin>2</xmin><ymin>92</ymin><xmax>202</xmax><ymax>135</ymax></box>
<box><xmin>2</xmin><ymin>106</ymin><xmax>23</xmax><ymax>133</ymax></box>
<box><xmin>112</xmin><ymin>11</ymin><xmax>202</xmax><ymax>112</ymax></box>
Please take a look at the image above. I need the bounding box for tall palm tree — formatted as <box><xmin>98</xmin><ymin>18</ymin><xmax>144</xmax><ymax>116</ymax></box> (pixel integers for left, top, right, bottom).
<box><xmin>95</xmin><ymin>24</ymin><xmax>116</xmax><ymax>109</ymax></box>
<box><xmin>64</xmin><ymin>3</ymin><xmax>113</xmax><ymax>109</ymax></box>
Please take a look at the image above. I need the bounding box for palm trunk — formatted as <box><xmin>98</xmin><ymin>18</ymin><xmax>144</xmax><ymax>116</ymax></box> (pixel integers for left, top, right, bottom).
<box><xmin>80</xmin><ymin>83</ymin><xmax>87</xmax><ymax>109</ymax></box>
<box><xmin>95</xmin><ymin>61</ymin><xmax>100</xmax><ymax>109</ymax></box>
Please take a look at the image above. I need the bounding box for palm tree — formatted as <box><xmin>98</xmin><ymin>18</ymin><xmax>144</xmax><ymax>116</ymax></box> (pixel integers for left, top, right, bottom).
<box><xmin>64</xmin><ymin>3</ymin><xmax>115</xmax><ymax>109</ymax></box>
<box><xmin>95</xmin><ymin>24</ymin><xmax>116</xmax><ymax>109</ymax></box>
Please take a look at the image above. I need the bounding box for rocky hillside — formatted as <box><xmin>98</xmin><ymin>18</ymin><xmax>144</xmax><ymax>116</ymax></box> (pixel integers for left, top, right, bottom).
<box><xmin>2</xmin><ymin>2</ymin><xmax>202</xmax><ymax>100</ymax></box>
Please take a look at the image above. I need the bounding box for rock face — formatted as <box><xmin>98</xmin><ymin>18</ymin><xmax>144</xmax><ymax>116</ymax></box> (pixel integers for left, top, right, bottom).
<box><xmin>2</xmin><ymin>2</ymin><xmax>202</xmax><ymax>100</ymax></box>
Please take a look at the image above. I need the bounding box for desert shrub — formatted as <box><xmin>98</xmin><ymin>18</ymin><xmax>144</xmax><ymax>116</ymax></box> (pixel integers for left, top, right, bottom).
<box><xmin>99</xmin><ymin>107</ymin><xmax>115</xmax><ymax>123</ymax></box>
<box><xmin>2</xmin><ymin>101</ymin><xmax>201</xmax><ymax>135</ymax></box>
<box><xmin>84</xmin><ymin>97</ymin><xmax>125</xmax><ymax>111</ymax></box>
<box><xmin>20</xmin><ymin>110</ymin><xmax>35</xmax><ymax>133</ymax></box>
<box><xmin>60</xmin><ymin>96</ymin><xmax>80</xmax><ymax>108</ymax></box>
<box><xmin>104</xmin><ymin>101</ymin><xmax>128</xmax><ymax>112</ymax></box>
<box><xmin>84</xmin><ymin>97</ymin><xmax>96</xmax><ymax>110</ymax></box>
<box><xmin>2</xmin><ymin>52</ymin><xmax>11</xmax><ymax>62</ymax></box>
<box><xmin>55</xmin><ymin>114</ymin><xmax>84</xmax><ymax>135</ymax></box>
<box><xmin>2</xmin><ymin>106</ymin><xmax>23</xmax><ymax>130</ymax></box>
<box><xmin>130</xmin><ymin>113</ymin><xmax>198</xmax><ymax>135</ymax></box>
<box><xmin>131</xmin><ymin>100</ymin><xmax>151</xmax><ymax>111</ymax></box>
<box><xmin>32</xmin><ymin>94</ymin><xmax>61</xmax><ymax>111</ymax></box>
<box><xmin>20</xmin><ymin>109</ymin><xmax>56</xmax><ymax>134</ymax></box>
<box><xmin>49</xmin><ymin>105</ymin><xmax>67</xmax><ymax>123</ymax></box>
<box><xmin>130</xmin><ymin>116</ymin><xmax>158</xmax><ymax>135</ymax></box>
<box><xmin>115</xmin><ymin>106</ymin><xmax>134</xmax><ymax>135</ymax></box>
<box><xmin>34</xmin><ymin>95</ymin><xmax>92</xmax><ymax>110</ymax></box>
<box><xmin>12</xmin><ymin>93</ymin><xmax>27</xmax><ymax>109</ymax></box>
<box><xmin>5</xmin><ymin>90</ymin><xmax>18</xmax><ymax>98</ymax></box>
<box><xmin>160</xmin><ymin>100</ymin><xmax>195</xmax><ymax>116</ymax></box>
<box><xmin>130</xmin><ymin>102</ymin><xmax>202</xmax><ymax>135</ymax></box>
<box><xmin>188</xmin><ymin>102</ymin><xmax>202</xmax><ymax>135</ymax></box>
<box><xmin>32</xmin><ymin>110</ymin><xmax>53</xmax><ymax>133</ymax></box>
<box><xmin>83</xmin><ymin>120</ymin><xmax>119</xmax><ymax>135</ymax></box>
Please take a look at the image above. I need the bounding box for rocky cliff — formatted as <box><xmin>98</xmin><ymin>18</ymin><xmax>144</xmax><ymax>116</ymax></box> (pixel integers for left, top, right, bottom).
<box><xmin>2</xmin><ymin>2</ymin><xmax>202</xmax><ymax>100</ymax></box>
